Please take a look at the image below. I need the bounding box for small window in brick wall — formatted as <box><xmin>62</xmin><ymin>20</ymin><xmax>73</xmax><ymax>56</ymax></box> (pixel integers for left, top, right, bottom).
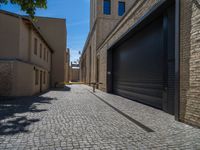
<box><xmin>104</xmin><ymin>0</ymin><xmax>111</xmax><ymax>15</ymax></box>
<box><xmin>34</xmin><ymin>38</ymin><xmax>38</xmax><ymax>55</ymax></box>
<box><xmin>118</xmin><ymin>1</ymin><xmax>125</xmax><ymax>16</ymax></box>
<box><xmin>44</xmin><ymin>48</ymin><xmax>46</xmax><ymax>60</ymax></box>
<box><xmin>43</xmin><ymin>71</ymin><xmax>46</xmax><ymax>84</ymax></box>
<box><xmin>40</xmin><ymin>43</ymin><xmax>42</xmax><ymax>58</ymax></box>
<box><xmin>47</xmin><ymin>51</ymin><xmax>49</xmax><ymax>62</ymax></box>
<box><xmin>35</xmin><ymin>69</ymin><xmax>39</xmax><ymax>85</ymax></box>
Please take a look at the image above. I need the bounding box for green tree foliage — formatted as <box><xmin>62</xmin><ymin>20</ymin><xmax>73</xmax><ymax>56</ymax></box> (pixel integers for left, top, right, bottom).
<box><xmin>0</xmin><ymin>0</ymin><xmax>47</xmax><ymax>17</ymax></box>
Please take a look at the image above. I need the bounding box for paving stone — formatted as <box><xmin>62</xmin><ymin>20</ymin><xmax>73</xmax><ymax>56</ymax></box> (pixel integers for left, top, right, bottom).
<box><xmin>0</xmin><ymin>85</ymin><xmax>199</xmax><ymax>150</ymax></box>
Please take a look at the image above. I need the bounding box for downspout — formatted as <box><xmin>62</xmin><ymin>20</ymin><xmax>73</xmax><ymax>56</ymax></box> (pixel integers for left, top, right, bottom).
<box><xmin>175</xmin><ymin>0</ymin><xmax>180</xmax><ymax>121</ymax></box>
<box><xmin>50</xmin><ymin>52</ymin><xmax>53</xmax><ymax>88</ymax></box>
<box><xmin>28</xmin><ymin>26</ymin><xmax>32</xmax><ymax>62</ymax></box>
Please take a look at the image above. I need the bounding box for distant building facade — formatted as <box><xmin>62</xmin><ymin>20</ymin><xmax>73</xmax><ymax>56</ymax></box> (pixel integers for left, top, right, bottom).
<box><xmin>0</xmin><ymin>10</ymin><xmax>67</xmax><ymax>96</ymax></box>
<box><xmin>80</xmin><ymin>0</ymin><xmax>200</xmax><ymax>127</ymax></box>
<box><xmin>70</xmin><ymin>63</ymin><xmax>80</xmax><ymax>82</ymax></box>
<box><xmin>34</xmin><ymin>16</ymin><xmax>67</xmax><ymax>87</ymax></box>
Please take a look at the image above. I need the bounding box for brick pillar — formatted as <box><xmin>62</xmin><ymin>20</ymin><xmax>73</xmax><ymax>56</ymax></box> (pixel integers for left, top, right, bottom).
<box><xmin>180</xmin><ymin>0</ymin><xmax>200</xmax><ymax>127</ymax></box>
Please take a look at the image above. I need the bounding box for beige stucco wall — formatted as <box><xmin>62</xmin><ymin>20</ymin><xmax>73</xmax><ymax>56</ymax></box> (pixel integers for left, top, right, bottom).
<box><xmin>70</xmin><ymin>68</ymin><xmax>80</xmax><ymax>82</ymax></box>
<box><xmin>84</xmin><ymin>31</ymin><xmax>97</xmax><ymax>84</ymax></box>
<box><xmin>12</xmin><ymin>61</ymin><xmax>34</xmax><ymax>96</ymax></box>
<box><xmin>31</xmin><ymin>65</ymin><xmax>50</xmax><ymax>95</ymax></box>
<box><xmin>0</xmin><ymin>13</ymin><xmax>20</xmax><ymax>58</ymax></box>
<box><xmin>0</xmin><ymin>12</ymin><xmax>52</xmax><ymax>96</ymax></box>
<box><xmin>98</xmin><ymin>44</ymin><xmax>107</xmax><ymax>91</ymax></box>
<box><xmin>90</xmin><ymin>31</ymin><xmax>97</xmax><ymax>83</ymax></box>
<box><xmin>35</xmin><ymin>17</ymin><xmax>67</xmax><ymax>87</ymax></box>
<box><xmin>85</xmin><ymin>45</ymin><xmax>91</xmax><ymax>84</ymax></box>
<box><xmin>17</xmin><ymin>19</ymin><xmax>51</xmax><ymax>96</ymax></box>
<box><xmin>0</xmin><ymin>12</ymin><xmax>52</xmax><ymax>71</ymax></box>
<box><xmin>19</xmin><ymin>19</ymin><xmax>30</xmax><ymax>61</ymax></box>
<box><xmin>30</xmin><ymin>29</ymin><xmax>51</xmax><ymax>72</ymax></box>
<box><xmin>80</xmin><ymin>53</ymin><xmax>87</xmax><ymax>83</ymax></box>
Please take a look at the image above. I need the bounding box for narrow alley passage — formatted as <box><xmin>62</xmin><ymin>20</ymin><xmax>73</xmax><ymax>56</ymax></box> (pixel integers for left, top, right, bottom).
<box><xmin>0</xmin><ymin>85</ymin><xmax>199</xmax><ymax>150</ymax></box>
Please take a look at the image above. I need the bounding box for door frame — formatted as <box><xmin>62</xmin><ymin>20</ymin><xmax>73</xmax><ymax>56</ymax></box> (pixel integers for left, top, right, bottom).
<box><xmin>174</xmin><ymin>0</ymin><xmax>180</xmax><ymax>120</ymax></box>
<box><xmin>40</xmin><ymin>71</ymin><xmax>42</xmax><ymax>93</ymax></box>
<box><xmin>96</xmin><ymin>56</ymin><xmax>100</xmax><ymax>89</ymax></box>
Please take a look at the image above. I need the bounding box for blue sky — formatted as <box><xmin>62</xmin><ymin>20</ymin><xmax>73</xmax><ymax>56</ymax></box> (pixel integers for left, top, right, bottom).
<box><xmin>0</xmin><ymin>0</ymin><xmax>90</xmax><ymax>62</ymax></box>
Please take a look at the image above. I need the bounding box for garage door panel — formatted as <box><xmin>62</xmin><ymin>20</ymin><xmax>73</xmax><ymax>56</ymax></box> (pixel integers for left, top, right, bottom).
<box><xmin>113</xmin><ymin>19</ymin><xmax>164</xmax><ymax>81</ymax></box>
<box><xmin>114</xmin><ymin>89</ymin><xmax>162</xmax><ymax>108</ymax></box>
<box><xmin>113</xmin><ymin>81</ymin><xmax>163</xmax><ymax>98</ymax></box>
<box><xmin>110</xmin><ymin>4</ymin><xmax>175</xmax><ymax>114</ymax></box>
<box><xmin>112</xmin><ymin>17</ymin><xmax>164</xmax><ymax>109</ymax></box>
<box><xmin>113</xmin><ymin>80</ymin><xmax>163</xmax><ymax>89</ymax></box>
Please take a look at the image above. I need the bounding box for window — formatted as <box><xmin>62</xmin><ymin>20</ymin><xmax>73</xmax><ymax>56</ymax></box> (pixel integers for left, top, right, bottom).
<box><xmin>43</xmin><ymin>71</ymin><xmax>46</xmax><ymax>84</ymax></box>
<box><xmin>47</xmin><ymin>51</ymin><xmax>48</xmax><ymax>62</ymax></box>
<box><xmin>44</xmin><ymin>48</ymin><xmax>46</xmax><ymax>60</ymax></box>
<box><xmin>103</xmin><ymin>0</ymin><xmax>111</xmax><ymax>15</ymax></box>
<box><xmin>118</xmin><ymin>1</ymin><xmax>125</xmax><ymax>16</ymax></box>
<box><xmin>35</xmin><ymin>69</ymin><xmax>39</xmax><ymax>85</ymax></box>
<box><xmin>34</xmin><ymin>38</ymin><xmax>37</xmax><ymax>55</ymax></box>
<box><xmin>89</xmin><ymin>46</ymin><xmax>92</xmax><ymax>83</ymax></box>
<box><xmin>40</xmin><ymin>43</ymin><xmax>42</xmax><ymax>58</ymax></box>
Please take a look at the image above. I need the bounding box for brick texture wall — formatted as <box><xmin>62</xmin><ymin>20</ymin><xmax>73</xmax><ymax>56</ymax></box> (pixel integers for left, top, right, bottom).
<box><xmin>180</xmin><ymin>0</ymin><xmax>200</xmax><ymax>127</ymax></box>
<box><xmin>0</xmin><ymin>62</ymin><xmax>13</xmax><ymax>96</ymax></box>
<box><xmin>98</xmin><ymin>45</ymin><xmax>107</xmax><ymax>92</ymax></box>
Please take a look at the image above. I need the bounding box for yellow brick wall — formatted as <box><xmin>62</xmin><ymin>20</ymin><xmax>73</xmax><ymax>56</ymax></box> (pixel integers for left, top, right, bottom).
<box><xmin>180</xmin><ymin>0</ymin><xmax>200</xmax><ymax>127</ymax></box>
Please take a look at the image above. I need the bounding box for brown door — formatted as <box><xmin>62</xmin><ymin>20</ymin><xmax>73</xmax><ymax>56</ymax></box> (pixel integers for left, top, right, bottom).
<box><xmin>96</xmin><ymin>57</ymin><xmax>100</xmax><ymax>89</ymax></box>
<box><xmin>40</xmin><ymin>71</ymin><xmax>42</xmax><ymax>92</ymax></box>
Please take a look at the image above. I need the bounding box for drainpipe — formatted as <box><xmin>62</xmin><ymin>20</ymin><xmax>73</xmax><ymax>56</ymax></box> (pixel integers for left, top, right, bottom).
<box><xmin>50</xmin><ymin>52</ymin><xmax>53</xmax><ymax>88</ymax></box>
<box><xmin>28</xmin><ymin>26</ymin><xmax>32</xmax><ymax>62</ymax></box>
<box><xmin>175</xmin><ymin>0</ymin><xmax>180</xmax><ymax>121</ymax></box>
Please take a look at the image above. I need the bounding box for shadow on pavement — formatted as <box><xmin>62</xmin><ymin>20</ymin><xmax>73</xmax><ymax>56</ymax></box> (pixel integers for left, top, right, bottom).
<box><xmin>51</xmin><ymin>85</ymin><xmax>71</xmax><ymax>92</ymax></box>
<box><xmin>193</xmin><ymin>0</ymin><xmax>200</xmax><ymax>9</ymax></box>
<box><xmin>0</xmin><ymin>117</ymin><xmax>39</xmax><ymax>135</ymax></box>
<box><xmin>0</xmin><ymin>95</ymin><xmax>54</xmax><ymax>135</ymax></box>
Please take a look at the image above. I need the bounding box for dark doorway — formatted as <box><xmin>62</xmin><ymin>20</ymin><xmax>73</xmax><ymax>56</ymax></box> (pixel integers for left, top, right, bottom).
<box><xmin>96</xmin><ymin>56</ymin><xmax>100</xmax><ymax>89</ymax></box>
<box><xmin>89</xmin><ymin>46</ymin><xmax>92</xmax><ymax>85</ymax></box>
<box><xmin>40</xmin><ymin>71</ymin><xmax>42</xmax><ymax>93</ymax></box>
<box><xmin>108</xmin><ymin>2</ymin><xmax>175</xmax><ymax>115</ymax></box>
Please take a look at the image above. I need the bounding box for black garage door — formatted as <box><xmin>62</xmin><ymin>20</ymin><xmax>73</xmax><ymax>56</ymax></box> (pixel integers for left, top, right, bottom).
<box><xmin>109</xmin><ymin>3</ymin><xmax>175</xmax><ymax>114</ymax></box>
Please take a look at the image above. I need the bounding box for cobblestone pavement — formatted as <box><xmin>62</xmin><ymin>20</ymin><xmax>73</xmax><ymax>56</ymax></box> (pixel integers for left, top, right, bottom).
<box><xmin>0</xmin><ymin>85</ymin><xmax>200</xmax><ymax>150</ymax></box>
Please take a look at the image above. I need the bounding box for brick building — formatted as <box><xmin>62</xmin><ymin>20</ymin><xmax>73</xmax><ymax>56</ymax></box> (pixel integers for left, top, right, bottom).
<box><xmin>70</xmin><ymin>63</ymin><xmax>80</xmax><ymax>82</ymax></box>
<box><xmin>0</xmin><ymin>10</ymin><xmax>68</xmax><ymax>96</ymax></box>
<box><xmin>80</xmin><ymin>0</ymin><xmax>200</xmax><ymax>127</ymax></box>
<box><xmin>80</xmin><ymin>0</ymin><xmax>133</xmax><ymax>84</ymax></box>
